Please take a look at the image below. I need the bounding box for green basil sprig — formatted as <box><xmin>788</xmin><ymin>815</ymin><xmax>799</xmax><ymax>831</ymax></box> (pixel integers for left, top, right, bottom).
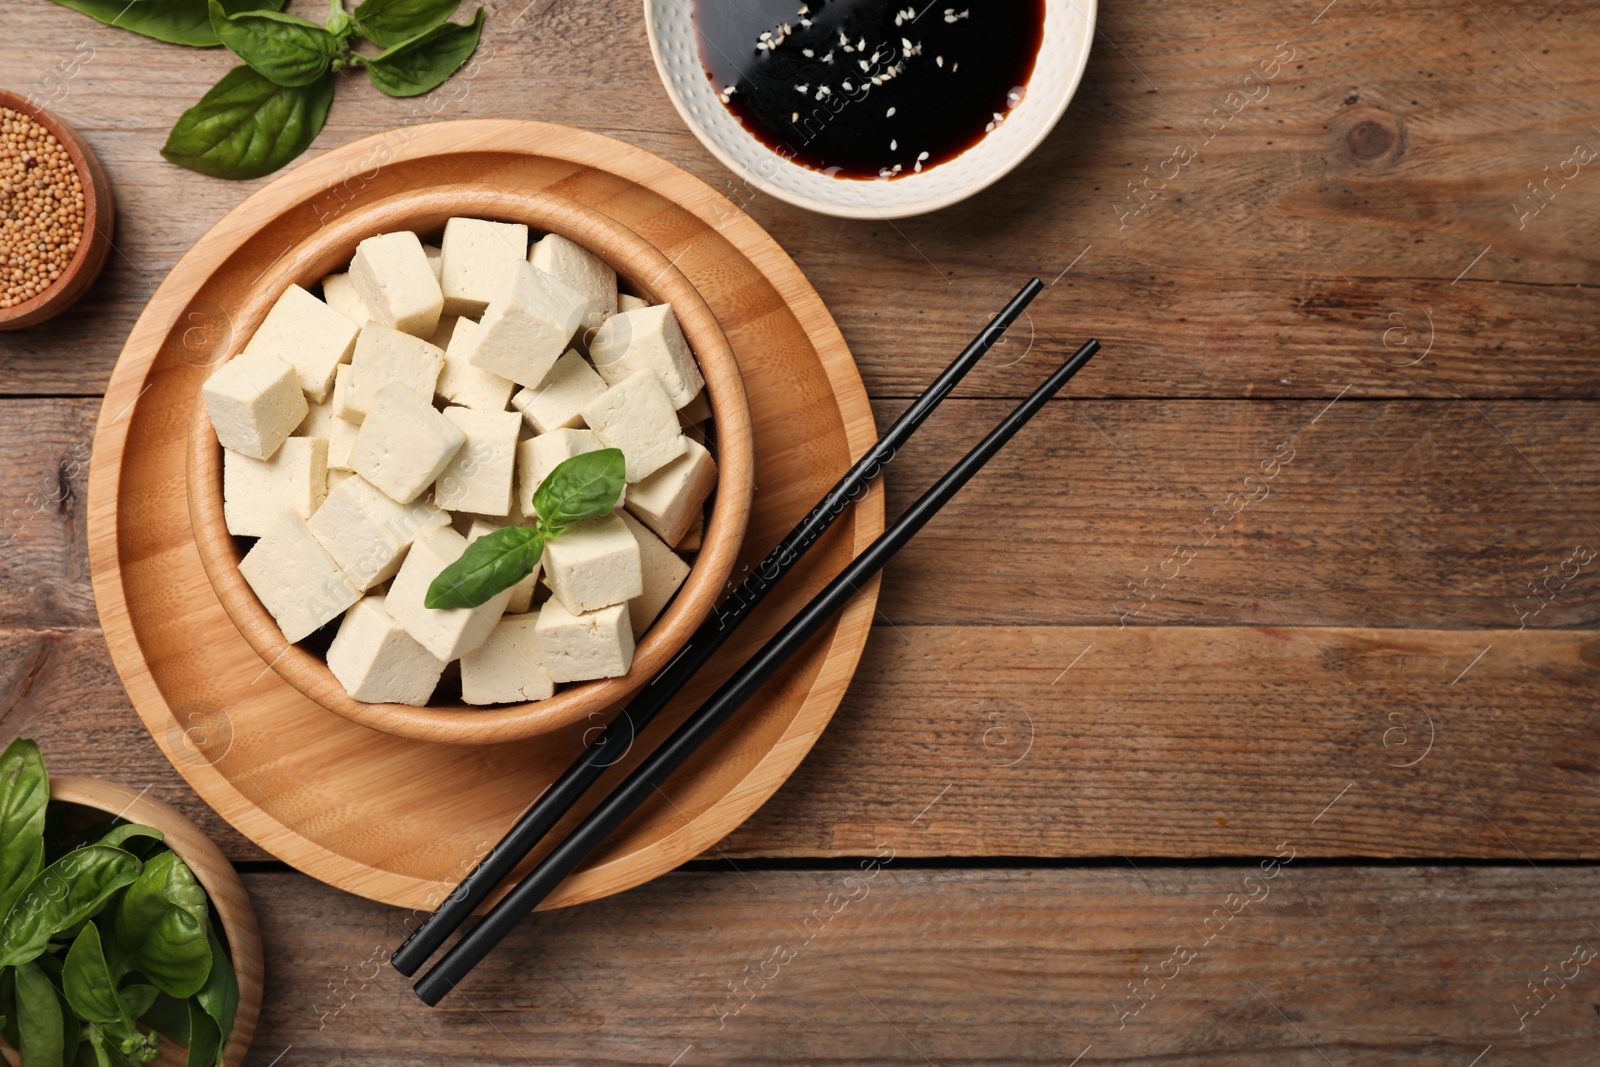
<box><xmin>0</xmin><ymin>738</ymin><xmax>240</xmax><ymax>1066</ymax></box>
<box><xmin>426</xmin><ymin>448</ymin><xmax>626</xmax><ymax>609</ymax></box>
<box><xmin>48</xmin><ymin>0</ymin><xmax>490</xmax><ymax>180</ymax></box>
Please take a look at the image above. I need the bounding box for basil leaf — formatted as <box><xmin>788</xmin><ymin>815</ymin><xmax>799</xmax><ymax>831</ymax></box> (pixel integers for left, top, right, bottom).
<box><xmin>533</xmin><ymin>448</ymin><xmax>626</xmax><ymax>534</ymax></box>
<box><xmin>209</xmin><ymin>1</ymin><xmax>341</xmax><ymax>87</ymax></box>
<box><xmin>186</xmin><ymin>999</ymin><xmax>223</xmax><ymax>1067</ymax></box>
<box><xmin>0</xmin><ymin>965</ymin><xmax>17</xmax><ymax>1049</ymax></box>
<box><xmin>0</xmin><ymin>737</ymin><xmax>49</xmax><ymax>924</ymax></box>
<box><xmin>196</xmin><ymin>925</ymin><xmax>237</xmax><ymax>1042</ymax></box>
<box><xmin>139</xmin><ymin>991</ymin><xmax>192</xmax><ymax>1046</ymax></box>
<box><xmin>161</xmin><ymin>65</ymin><xmax>334</xmax><ymax>180</ymax></box>
<box><xmin>0</xmin><ymin>846</ymin><xmax>141</xmax><ymax>970</ymax></box>
<box><xmin>118</xmin><ymin>982</ymin><xmax>158</xmax><ymax>1019</ymax></box>
<box><xmin>15</xmin><ymin>960</ymin><xmax>65</xmax><ymax>1067</ymax></box>
<box><xmin>425</xmin><ymin>526</ymin><xmax>544</xmax><ymax>609</ymax></box>
<box><xmin>352</xmin><ymin>0</ymin><xmax>459</xmax><ymax>46</ymax></box>
<box><xmin>45</xmin><ymin>0</ymin><xmax>287</xmax><ymax>48</ymax></box>
<box><xmin>365</xmin><ymin>6</ymin><xmax>483</xmax><ymax>98</ymax></box>
<box><xmin>62</xmin><ymin>923</ymin><xmax>124</xmax><ymax>1026</ymax></box>
<box><xmin>109</xmin><ymin>851</ymin><xmax>212</xmax><ymax>999</ymax></box>
<box><xmin>75</xmin><ymin>822</ymin><xmax>165</xmax><ymax>855</ymax></box>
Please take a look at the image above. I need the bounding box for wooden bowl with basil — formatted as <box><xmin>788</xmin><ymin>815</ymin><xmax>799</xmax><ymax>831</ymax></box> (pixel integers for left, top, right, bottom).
<box><xmin>185</xmin><ymin>185</ymin><xmax>755</xmax><ymax>746</ymax></box>
<box><xmin>0</xmin><ymin>739</ymin><xmax>262</xmax><ymax>1067</ymax></box>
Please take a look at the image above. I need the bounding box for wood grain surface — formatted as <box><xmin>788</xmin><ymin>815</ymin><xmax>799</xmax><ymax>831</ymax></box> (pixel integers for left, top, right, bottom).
<box><xmin>4</xmin><ymin>0</ymin><xmax>1597</xmax><ymax>1060</ymax></box>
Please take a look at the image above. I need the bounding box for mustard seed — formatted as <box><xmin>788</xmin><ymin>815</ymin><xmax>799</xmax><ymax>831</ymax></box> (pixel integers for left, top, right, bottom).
<box><xmin>0</xmin><ymin>107</ymin><xmax>86</xmax><ymax>310</ymax></box>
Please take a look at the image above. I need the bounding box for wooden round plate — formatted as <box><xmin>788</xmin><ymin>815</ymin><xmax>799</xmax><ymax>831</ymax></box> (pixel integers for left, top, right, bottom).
<box><xmin>86</xmin><ymin>120</ymin><xmax>882</xmax><ymax>910</ymax></box>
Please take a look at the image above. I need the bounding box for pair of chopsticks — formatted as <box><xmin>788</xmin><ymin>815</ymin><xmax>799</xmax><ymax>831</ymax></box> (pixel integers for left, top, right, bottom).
<box><xmin>393</xmin><ymin>277</ymin><xmax>1099</xmax><ymax>1004</ymax></box>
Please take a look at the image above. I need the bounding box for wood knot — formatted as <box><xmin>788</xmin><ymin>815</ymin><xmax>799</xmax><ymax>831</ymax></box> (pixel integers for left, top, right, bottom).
<box><xmin>1333</xmin><ymin>106</ymin><xmax>1406</xmax><ymax>169</ymax></box>
<box><xmin>1347</xmin><ymin>120</ymin><xmax>1393</xmax><ymax>160</ymax></box>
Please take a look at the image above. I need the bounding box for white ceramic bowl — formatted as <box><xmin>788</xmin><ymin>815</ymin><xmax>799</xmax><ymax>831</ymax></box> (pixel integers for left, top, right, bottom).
<box><xmin>644</xmin><ymin>0</ymin><xmax>1097</xmax><ymax>219</ymax></box>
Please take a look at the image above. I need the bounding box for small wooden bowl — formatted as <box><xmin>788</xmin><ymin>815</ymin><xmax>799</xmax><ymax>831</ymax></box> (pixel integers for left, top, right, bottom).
<box><xmin>37</xmin><ymin>778</ymin><xmax>261</xmax><ymax>1067</ymax></box>
<box><xmin>0</xmin><ymin>89</ymin><xmax>113</xmax><ymax>331</ymax></box>
<box><xmin>187</xmin><ymin>186</ymin><xmax>754</xmax><ymax>746</ymax></box>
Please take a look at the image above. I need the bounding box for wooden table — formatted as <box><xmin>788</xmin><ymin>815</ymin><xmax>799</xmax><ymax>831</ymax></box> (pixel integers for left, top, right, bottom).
<box><xmin>6</xmin><ymin>0</ymin><xmax>1598</xmax><ymax>1062</ymax></box>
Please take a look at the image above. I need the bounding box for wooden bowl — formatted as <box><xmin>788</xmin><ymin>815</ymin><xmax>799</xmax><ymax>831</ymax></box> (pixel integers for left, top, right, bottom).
<box><xmin>186</xmin><ymin>185</ymin><xmax>754</xmax><ymax>746</ymax></box>
<box><xmin>0</xmin><ymin>90</ymin><xmax>113</xmax><ymax>330</ymax></box>
<box><xmin>38</xmin><ymin>777</ymin><xmax>261</xmax><ymax>1067</ymax></box>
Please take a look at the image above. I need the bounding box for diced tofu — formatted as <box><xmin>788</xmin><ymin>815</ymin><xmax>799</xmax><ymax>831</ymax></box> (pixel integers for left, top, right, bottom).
<box><xmin>242</xmin><ymin>283</ymin><xmax>359</xmax><ymax>402</ymax></box>
<box><xmin>328</xmin><ymin>417</ymin><xmax>358</xmax><ymax>471</ymax></box>
<box><xmin>435</xmin><ymin>317</ymin><xmax>514</xmax><ymax>412</ymax></box>
<box><xmin>625</xmin><ymin>437</ymin><xmax>718</xmax><ymax>546</ymax></box>
<box><xmin>534</xmin><ymin>599</ymin><xmax>634</xmax><ymax>683</ymax></box>
<box><xmin>468</xmin><ymin>519</ymin><xmax>540</xmax><ymax>613</ymax></box>
<box><xmin>515</xmin><ymin>428</ymin><xmax>622</xmax><ymax>516</ymax></box>
<box><xmin>433</xmin><ymin>406</ymin><xmax>520</xmax><ymax>515</ymax></box>
<box><xmin>587</xmin><ymin>304</ymin><xmax>705</xmax><ymax>409</ymax></box>
<box><xmin>385</xmin><ymin>526</ymin><xmax>512</xmax><ymax>660</ymax></box>
<box><xmin>238</xmin><ymin>513</ymin><xmax>360</xmax><ymax>643</ymax></box>
<box><xmin>321</xmin><ymin>272</ymin><xmax>372</xmax><ymax>326</ymax></box>
<box><xmin>510</xmin><ymin>348</ymin><xmax>605</xmax><ymax>433</ymax></box>
<box><xmin>350</xmin><ymin>383</ymin><xmax>466</xmax><ymax>504</ymax></box>
<box><xmin>617</xmin><ymin>293</ymin><xmax>648</xmax><ymax>313</ymax></box>
<box><xmin>327</xmin><ymin>596</ymin><xmax>447</xmax><ymax>705</ymax></box>
<box><xmin>307</xmin><ymin>474</ymin><xmax>450</xmax><ymax>589</ymax></box>
<box><xmin>617</xmin><ymin>511</ymin><xmax>691</xmax><ymax>636</ymax></box>
<box><xmin>540</xmin><ymin>513</ymin><xmax>642</xmax><ymax>614</ymax></box>
<box><xmin>675</xmin><ymin>510</ymin><xmax>704</xmax><ymax>552</ymax></box>
<box><xmin>330</xmin><ymin>364</ymin><xmax>357</xmax><ymax>422</ymax></box>
<box><xmin>295</xmin><ymin>395</ymin><xmax>337</xmax><ymax>439</ymax></box>
<box><xmin>223</xmin><ymin>437</ymin><xmax>328</xmax><ymax>538</ymax></box>
<box><xmin>423</xmin><ymin>243</ymin><xmax>442</xmax><ymax>281</ymax></box>
<box><xmin>347</xmin><ymin>323</ymin><xmax>444</xmax><ymax>420</ymax></box>
<box><xmin>460</xmin><ymin>615</ymin><xmax>554</xmax><ymax>704</ymax></box>
<box><xmin>440</xmin><ymin>217</ymin><xmax>530</xmax><ymax>318</ymax></box>
<box><xmin>202</xmin><ymin>354</ymin><xmax>307</xmax><ymax>461</ymax></box>
<box><xmin>466</xmin><ymin>260</ymin><xmax>587</xmax><ymax>386</ymax></box>
<box><xmin>528</xmin><ymin>233</ymin><xmax>617</xmax><ymax>331</ymax></box>
<box><xmin>326</xmin><ymin>468</ymin><xmax>353</xmax><ymax>496</ymax></box>
<box><xmin>348</xmin><ymin>230</ymin><xmax>444</xmax><ymax>337</ymax></box>
<box><xmin>678</xmin><ymin>388</ymin><xmax>712</xmax><ymax>427</ymax></box>
<box><xmin>581</xmin><ymin>370</ymin><xmax>688</xmax><ymax>482</ymax></box>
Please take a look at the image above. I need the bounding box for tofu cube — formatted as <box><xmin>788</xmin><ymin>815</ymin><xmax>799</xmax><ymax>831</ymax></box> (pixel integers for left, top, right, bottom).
<box><xmin>534</xmin><ymin>599</ymin><xmax>634</xmax><ymax>683</ymax></box>
<box><xmin>328</xmin><ymin>417</ymin><xmax>358</xmax><ymax>471</ymax></box>
<box><xmin>330</xmin><ymin>364</ymin><xmax>357</xmax><ymax>422</ymax></box>
<box><xmin>466</xmin><ymin>261</ymin><xmax>587</xmax><ymax>386</ymax></box>
<box><xmin>308</xmin><ymin>473</ymin><xmax>450</xmax><ymax>589</ymax></box>
<box><xmin>675</xmin><ymin>510</ymin><xmax>704</xmax><ymax>552</ymax></box>
<box><xmin>510</xmin><ymin>348</ymin><xmax>606</xmax><ymax>433</ymax></box>
<box><xmin>202</xmin><ymin>354</ymin><xmax>308</xmax><ymax>461</ymax></box>
<box><xmin>616</xmin><ymin>511</ymin><xmax>691</xmax><ymax>636</ymax></box>
<box><xmin>678</xmin><ymin>388</ymin><xmax>713</xmax><ymax>427</ymax></box>
<box><xmin>242</xmin><ymin>284</ymin><xmax>359</xmax><ymax>402</ymax></box>
<box><xmin>423</xmin><ymin>242</ymin><xmax>442</xmax><ymax>281</ymax></box>
<box><xmin>528</xmin><ymin>233</ymin><xmax>617</xmax><ymax>331</ymax></box>
<box><xmin>348</xmin><ymin>230</ymin><xmax>444</xmax><ymax>337</ymax></box>
<box><xmin>587</xmin><ymin>304</ymin><xmax>705</xmax><ymax>409</ymax></box>
<box><xmin>460</xmin><ymin>615</ymin><xmax>555</xmax><ymax>704</ymax></box>
<box><xmin>435</xmin><ymin>317</ymin><xmax>514</xmax><ymax>411</ymax></box>
<box><xmin>238</xmin><ymin>513</ymin><xmax>360</xmax><ymax>643</ymax></box>
<box><xmin>625</xmin><ymin>437</ymin><xmax>718</xmax><ymax>546</ymax></box>
<box><xmin>440</xmin><ymin>217</ymin><xmax>531</xmax><ymax>318</ymax></box>
<box><xmin>617</xmin><ymin>293</ymin><xmax>648</xmax><ymax>313</ymax></box>
<box><xmin>386</xmin><ymin>526</ymin><xmax>513</xmax><ymax>660</ymax></box>
<box><xmin>295</xmin><ymin>395</ymin><xmax>337</xmax><ymax>439</ymax></box>
<box><xmin>581</xmin><ymin>370</ymin><xmax>688</xmax><ymax>482</ymax></box>
<box><xmin>347</xmin><ymin>323</ymin><xmax>444</xmax><ymax>421</ymax></box>
<box><xmin>516</xmin><ymin>428</ymin><xmax>623</xmax><ymax>516</ymax></box>
<box><xmin>223</xmin><ymin>437</ymin><xmax>328</xmax><ymax>538</ymax></box>
<box><xmin>540</xmin><ymin>513</ymin><xmax>642</xmax><ymax>614</ymax></box>
<box><xmin>321</xmin><ymin>272</ymin><xmax>372</xmax><ymax>326</ymax></box>
<box><xmin>326</xmin><ymin>468</ymin><xmax>353</xmax><ymax>497</ymax></box>
<box><xmin>467</xmin><ymin>519</ymin><xmax>540</xmax><ymax>613</ymax></box>
<box><xmin>327</xmin><ymin>597</ymin><xmax>447</xmax><ymax>705</ymax></box>
<box><xmin>350</xmin><ymin>383</ymin><xmax>466</xmax><ymax>504</ymax></box>
<box><xmin>433</xmin><ymin>406</ymin><xmax>521</xmax><ymax>515</ymax></box>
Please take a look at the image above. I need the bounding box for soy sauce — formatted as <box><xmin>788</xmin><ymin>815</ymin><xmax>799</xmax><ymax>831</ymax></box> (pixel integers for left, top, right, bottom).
<box><xmin>693</xmin><ymin>0</ymin><xmax>1046</xmax><ymax>180</ymax></box>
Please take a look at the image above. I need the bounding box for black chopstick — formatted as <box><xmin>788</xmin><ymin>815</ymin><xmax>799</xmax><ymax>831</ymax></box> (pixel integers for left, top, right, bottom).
<box><xmin>390</xmin><ymin>278</ymin><xmax>1045</xmax><ymax>977</ymax></box>
<box><xmin>412</xmin><ymin>337</ymin><xmax>1100</xmax><ymax>1004</ymax></box>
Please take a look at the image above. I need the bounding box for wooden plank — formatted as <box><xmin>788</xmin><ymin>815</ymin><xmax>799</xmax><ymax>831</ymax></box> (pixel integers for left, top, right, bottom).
<box><xmin>4</xmin><ymin>1</ymin><xmax>1597</xmax><ymax>397</ymax></box>
<box><xmin>240</xmin><ymin>865</ymin><xmax>1599</xmax><ymax>1064</ymax></box>
<box><xmin>10</xmin><ymin>398</ymin><xmax>1595</xmax><ymax>630</ymax></box>
<box><xmin>9</xmin><ymin>625</ymin><xmax>1595</xmax><ymax>861</ymax></box>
